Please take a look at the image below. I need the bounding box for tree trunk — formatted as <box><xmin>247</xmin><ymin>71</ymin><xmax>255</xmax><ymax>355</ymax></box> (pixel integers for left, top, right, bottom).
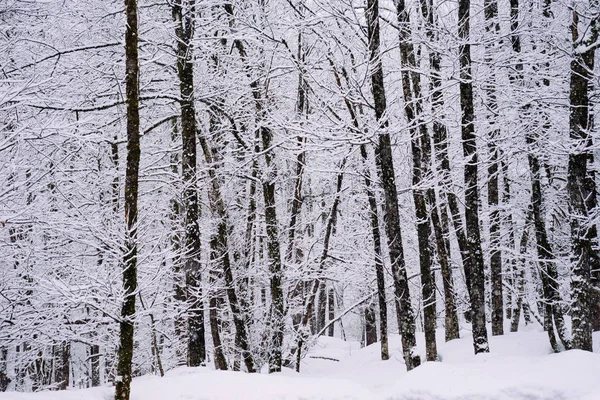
<box><xmin>317</xmin><ymin>281</ymin><xmax>327</xmax><ymax>332</ymax></box>
<box><xmin>418</xmin><ymin>0</ymin><xmax>471</xmax><ymax>324</ymax></box>
<box><xmin>55</xmin><ymin>342</ymin><xmax>69</xmax><ymax>390</ymax></box>
<box><xmin>328</xmin><ymin>287</ymin><xmax>335</xmax><ymax>337</ymax></box>
<box><xmin>198</xmin><ymin>125</ymin><xmax>256</xmax><ymax>372</ymax></box>
<box><xmin>366</xmin><ymin>0</ymin><xmax>420</xmax><ymax>371</ymax></box>
<box><xmin>526</xmin><ymin>129</ymin><xmax>571</xmax><ymax>350</ymax></box>
<box><xmin>173</xmin><ymin>0</ymin><xmax>206</xmax><ymax>367</ymax></box>
<box><xmin>365</xmin><ymin>306</ymin><xmax>378</xmax><ymax>346</ymax></box>
<box><xmin>115</xmin><ymin>0</ymin><xmax>140</xmax><ymax>396</ymax></box>
<box><xmin>568</xmin><ymin>6</ymin><xmax>597</xmax><ymax>351</ymax></box>
<box><xmin>296</xmin><ymin>158</ymin><xmax>347</xmax><ymax>370</ymax></box>
<box><xmin>395</xmin><ymin>0</ymin><xmax>437</xmax><ymax>361</ymax></box>
<box><xmin>510</xmin><ymin>212</ymin><xmax>533</xmax><ymax>333</ymax></box>
<box><xmin>90</xmin><ymin>345</ymin><xmax>100</xmax><ymax>387</ymax></box>
<box><xmin>223</xmin><ymin>3</ymin><xmax>285</xmax><ymax>372</ymax></box>
<box><xmin>208</xmin><ymin>266</ymin><xmax>228</xmax><ymax>370</ymax></box>
<box><xmin>458</xmin><ymin>0</ymin><xmax>490</xmax><ymax>354</ymax></box>
<box><xmin>483</xmin><ymin>0</ymin><xmax>503</xmax><ymax>336</ymax></box>
<box><xmin>170</xmin><ymin>120</ymin><xmax>187</xmax><ymax>365</ymax></box>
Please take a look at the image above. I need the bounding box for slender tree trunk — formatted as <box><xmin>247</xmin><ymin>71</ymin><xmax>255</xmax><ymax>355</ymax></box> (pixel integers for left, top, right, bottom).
<box><xmin>296</xmin><ymin>158</ymin><xmax>347</xmax><ymax>370</ymax></box>
<box><xmin>502</xmin><ymin>158</ymin><xmax>517</xmax><ymax>321</ymax></box>
<box><xmin>55</xmin><ymin>342</ymin><xmax>69</xmax><ymax>391</ymax></box>
<box><xmin>198</xmin><ymin>128</ymin><xmax>256</xmax><ymax>372</ymax></box>
<box><xmin>568</xmin><ymin>6</ymin><xmax>597</xmax><ymax>352</ymax></box>
<box><xmin>526</xmin><ymin>130</ymin><xmax>571</xmax><ymax>350</ymax></box>
<box><xmin>223</xmin><ymin>3</ymin><xmax>285</xmax><ymax>372</ymax></box>
<box><xmin>90</xmin><ymin>345</ymin><xmax>100</xmax><ymax>387</ymax></box>
<box><xmin>208</xmin><ymin>266</ymin><xmax>228</xmax><ymax>370</ymax></box>
<box><xmin>363</xmin><ymin>146</ymin><xmax>391</xmax><ymax>361</ymax></box>
<box><xmin>173</xmin><ymin>0</ymin><xmax>205</xmax><ymax>367</ymax></box>
<box><xmin>115</xmin><ymin>0</ymin><xmax>140</xmax><ymax>396</ymax></box>
<box><xmin>328</xmin><ymin>287</ymin><xmax>335</xmax><ymax>337</ymax></box>
<box><xmin>317</xmin><ymin>282</ymin><xmax>327</xmax><ymax>332</ymax></box>
<box><xmin>510</xmin><ymin>212</ymin><xmax>531</xmax><ymax>332</ymax></box>
<box><xmin>170</xmin><ymin>120</ymin><xmax>187</xmax><ymax>365</ymax></box>
<box><xmin>0</xmin><ymin>347</ymin><xmax>10</xmax><ymax>392</ymax></box>
<box><xmin>365</xmin><ymin>306</ymin><xmax>378</xmax><ymax>346</ymax></box>
<box><xmin>395</xmin><ymin>0</ymin><xmax>437</xmax><ymax>361</ymax></box>
<box><xmin>418</xmin><ymin>0</ymin><xmax>470</xmax><ymax>323</ymax></box>
<box><xmin>366</xmin><ymin>0</ymin><xmax>420</xmax><ymax>370</ymax></box>
<box><xmin>458</xmin><ymin>0</ymin><xmax>490</xmax><ymax>354</ymax></box>
<box><xmin>261</xmin><ymin>127</ymin><xmax>285</xmax><ymax>373</ymax></box>
<box><xmin>483</xmin><ymin>0</ymin><xmax>503</xmax><ymax>336</ymax></box>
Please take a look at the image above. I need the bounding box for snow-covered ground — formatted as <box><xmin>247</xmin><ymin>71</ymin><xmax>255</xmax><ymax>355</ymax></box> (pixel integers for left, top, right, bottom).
<box><xmin>3</xmin><ymin>325</ymin><xmax>600</xmax><ymax>400</ymax></box>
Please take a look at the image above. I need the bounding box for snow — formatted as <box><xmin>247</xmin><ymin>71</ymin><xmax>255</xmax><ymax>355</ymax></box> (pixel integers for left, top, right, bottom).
<box><xmin>2</xmin><ymin>328</ymin><xmax>600</xmax><ymax>400</ymax></box>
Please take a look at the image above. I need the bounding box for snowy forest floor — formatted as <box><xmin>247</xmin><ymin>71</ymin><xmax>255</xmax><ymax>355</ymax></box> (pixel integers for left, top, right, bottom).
<box><xmin>3</xmin><ymin>324</ymin><xmax>600</xmax><ymax>400</ymax></box>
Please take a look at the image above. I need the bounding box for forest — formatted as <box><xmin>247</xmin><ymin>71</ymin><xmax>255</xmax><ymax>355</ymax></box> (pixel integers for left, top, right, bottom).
<box><xmin>1</xmin><ymin>0</ymin><xmax>600</xmax><ymax>398</ymax></box>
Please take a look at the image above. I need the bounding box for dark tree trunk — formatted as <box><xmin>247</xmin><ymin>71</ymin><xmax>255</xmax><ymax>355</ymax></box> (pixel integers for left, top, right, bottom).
<box><xmin>0</xmin><ymin>347</ymin><xmax>9</xmax><ymax>392</ymax></box>
<box><xmin>208</xmin><ymin>267</ymin><xmax>228</xmax><ymax>371</ymax></box>
<box><xmin>261</xmin><ymin>129</ymin><xmax>285</xmax><ymax>373</ymax></box>
<box><xmin>90</xmin><ymin>345</ymin><xmax>100</xmax><ymax>387</ymax></box>
<box><xmin>55</xmin><ymin>342</ymin><xmax>69</xmax><ymax>391</ymax></box>
<box><xmin>286</xmin><ymin>17</ymin><xmax>308</xmax><ymax>341</ymax></box>
<box><xmin>568</xmin><ymin>7</ymin><xmax>597</xmax><ymax>352</ymax></box>
<box><xmin>365</xmin><ymin>306</ymin><xmax>378</xmax><ymax>346</ymax></box>
<box><xmin>172</xmin><ymin>0</ymin><xmax>206</xmax><ymax>367</ymax></box>
<box><xmin>317</xmin><ymin>281</ymin><xmax>327</xmax><ymax>332</ymax></box>
<box><xmin>328</xmin><ymin>287</ymin><xmax>335</xmax><ymax>337</ymax></box>
<box><xmin>362</xmin><ymin>145</ymin><xmax>390</xmax><ymax>360</ymax></box>
<box><xmin>483</xmin><ymin>0</ymin><xmax>503</xmax><ymax>336</ymax></box>
<box><xmin>366</xmin><ymin>0</ymin><xmax>420</xmax><ymax>370</ymax></box>
<box><xmin>458</xmin><ymin>0</ymin><xmax>490</xmax><ymax>354</ymax></box>
<box><xmin>115</xmin><ymin>0</ymin><xmax>140</xmax><ymax>397</ymax></box>
<box><xmin>395</xmin><ymin>0</ymin><xmax>437</xmax><ymax>361</ymax></box>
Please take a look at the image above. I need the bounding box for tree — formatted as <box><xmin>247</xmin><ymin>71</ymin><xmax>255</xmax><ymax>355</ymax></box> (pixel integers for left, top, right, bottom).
<box><xmin>365</xmin><ymin>0</ymin><xmax>420</xmax><ymax>370</ymax></box>
<box><xmin>458</xmin><ymin>0</ymin><xmax>490</xmax><ymax>354</ymax></box>
<box><xmin>172</xmin><ymin>0</ymin><xmax>206</xmax><ymax>367</ymax></box>
<box><xmin>567</xmin><ymin>1</ymin><xmax>598</xmax><ymax>352</ymax></box>
<box><xmin>115</xmin><ymin>0</ymin><xmax>141</xmax><ymax>397</ymax></box>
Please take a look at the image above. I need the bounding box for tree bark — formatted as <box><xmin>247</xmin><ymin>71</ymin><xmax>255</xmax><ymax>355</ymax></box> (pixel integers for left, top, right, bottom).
<box><xmin>458</xmin><ymin>0</ymin><xmax>490</xmax><ymax>354</ymax></box>
<box><xmin>418</xmin><ymin>0</ymin><xmax>469</xmax><ymax>329</ymax></box>
<box><xmin>366</xmin><ymin>0</ymin><xmax>420</xmax><ymax>370</ymax></box>
<box><xmin>483</xmin><ymin>0</ymin><xmax>503</xmax><ymax>336</ymax></box>
<box><xmin>568</xmin><ymin>6</ymin><xmax>597</xmax><ymax>351</ymax></box>
<box><xmin>208</xmin><ymin>266</ymin><xmax>228</xmax><ymax>370</ymax></box>
<box><xmin>115</xmin><ymin>0</ymin><xmax>140</xmax><ymax>396</ymax></box>
<box><xmin>395</xmin><ymin>0</ymin><xmax>437</xmax><ymax>361</ymax></box>
<box><xmin>173</xmin><ymin>0</ymin><xmax>205</xmax><ymax>367</ymax></box>
<box><xmin>90</xmin><ymin>345</ymin><xmax>100</xmax><ymax>387</ymax></box>
<box><xmin>198</xmin><ymin>126</ymin><xmax>256</xmax><ymax>372</ymax></box>
<box><xmin>365</xmin><ymin>306</ymin><xmax>378</xmax><ymax>346</ymax></box>
<box><xmin>55</xmin><ymin>342</ymin><xmax>69</xmax><ymax>391</ymax></box>
<box><xmin>510</xmin><ymin>212</ymin><xmax>531</xmax><ymax>332</ymax></box>
<box><xmin>328</xmin><ymin>287</ymin><xmax>335</xmax><ymax>337</ymax></box>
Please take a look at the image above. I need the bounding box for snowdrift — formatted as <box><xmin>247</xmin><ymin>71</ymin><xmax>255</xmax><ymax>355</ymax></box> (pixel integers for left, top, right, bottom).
<box><xmin>2</xmin><ymin>328</ymin><xmax>599</xmax><ymax>400</ymax></box>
